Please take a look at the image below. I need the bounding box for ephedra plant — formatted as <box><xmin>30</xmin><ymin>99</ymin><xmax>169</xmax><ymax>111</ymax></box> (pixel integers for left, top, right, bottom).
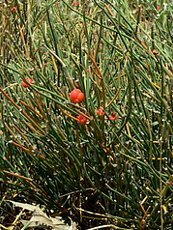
<box><xmin>0</xmin><ymin>0</ymin><xmax>173</xmax><ymax>229</ymax></box>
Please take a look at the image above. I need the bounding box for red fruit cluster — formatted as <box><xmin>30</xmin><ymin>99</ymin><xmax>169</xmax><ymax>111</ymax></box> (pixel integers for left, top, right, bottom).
<box><xmin>21</xmin><ymin>78</ymin><xmax>34</xmax><ymax>88</ymax></box>
<box><xmin>70</xmin><ymin>88</ymin><xmax>85</xmax><ymax>103</ymax></box>
<box><xmin>95</xmin><ymin>106</ymin><xmax>105</xmax><ymax>116</ymax></box>
<box><xmin>76</xmin><ymin>114</ymin><xmax>87</xmax><ymax>125</ymax></box>
<box><xmin>108</xmin><ymin>112</ymin><xmax>118</xmax><ymax>121</ymax></box>
<box><xmin>95</xmin><ymin>106</ymin><xmax>118</xmax><ymax>121</ymax></box>
<box><xmin>70</xmin><ymin>88</ymin><xmax>87</xmax><ymax>125</ymax></box>
<box><xmin>70</xmin><ymin>88</ymin><xmax>119</xmax><ymax>125</ymax></box>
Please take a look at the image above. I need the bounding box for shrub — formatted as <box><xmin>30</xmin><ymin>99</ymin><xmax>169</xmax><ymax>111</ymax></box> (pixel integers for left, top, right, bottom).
<box><xmin>0</xmin><ymin>0</ymin><xmax>173</xmax><ymax>229</ymax></box>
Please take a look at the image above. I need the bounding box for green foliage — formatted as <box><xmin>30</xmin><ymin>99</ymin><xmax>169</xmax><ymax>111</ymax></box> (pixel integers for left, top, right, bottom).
<box><xmin>0</xmin><ymin>0</ymin><xmax>173</xmax><ymax>229</ymax></box>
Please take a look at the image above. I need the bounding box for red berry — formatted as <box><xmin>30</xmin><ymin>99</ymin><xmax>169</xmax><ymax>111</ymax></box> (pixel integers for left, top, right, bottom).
<box><xmin>96</xmin><ymin>107</ymin><xmax>105</xmax><ymax>116</ymax></box>
<box><xmin>157</xmin><ymin>5</ymin><xmax>161</xmax><ymax>11</ymax></box>
<box><xmin>11</xmin><ymin>6</ymin><xmax>17</xmax><ymax>13</ymax></box>
<box><xmin>71</xmin><ymin>1</ymin><xmax>80</xmax><ymax>6</ymax></box>
<box><xmin>77</xmin><ymin>114</ymin><xmax>87</xmax><ymax>125</ymax></box>
<box><xmin>70</xmin><ymin>89</ymin><xmax>85</xmax><ymax>103</ymax></box>
<box><xmin>21</xmin><ymin>78</ymin><xmax>34</xmax><ymax>88</ymax></box>
<box><xmin>152</xmin><ymin>49</ymin><xmax>159</xmax><ymax>56</ymax></box>
<box><xmin>108</xmin><ymin>112</ymin><xmax>118</xmax><ymax>121</ymax></box>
